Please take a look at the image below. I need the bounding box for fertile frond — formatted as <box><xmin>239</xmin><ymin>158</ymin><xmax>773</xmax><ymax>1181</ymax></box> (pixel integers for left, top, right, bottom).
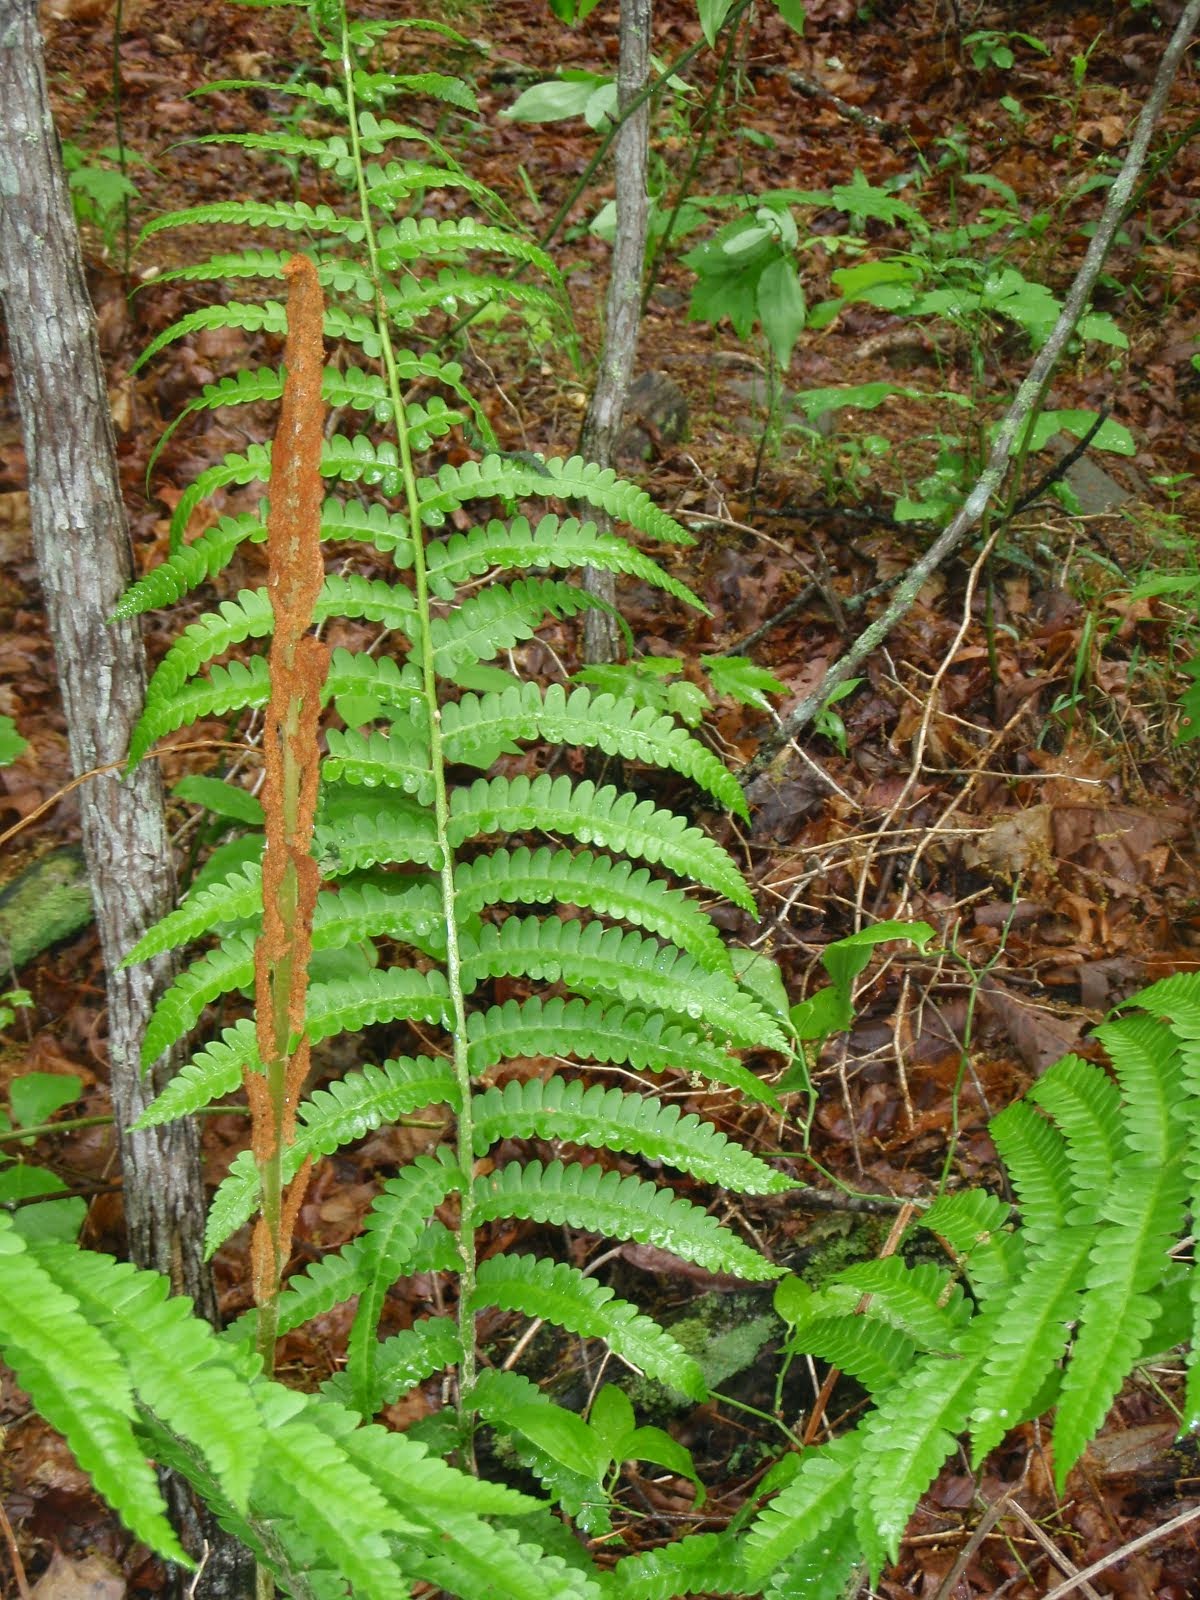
<box><xmin>454</xmin><ymin>847</ymin><xmax>731</xmax><ymax>972</ymax></box>
<box><xmin>33</xmin><ymin>1241</ymin><xmax>265</xmax><ymax>1509</ymax></box>
<box><xmin>347</xmin><ymin>1150</ymin><xmax>462</xmax><ymax>1413</ymax></box>
<box><xmin>744</xmin><ymin>1433</ymin><xmax>862</xmax><ymax>1581</ymax></box>
<box><xmin>0</xmin><ymin>1218</ymin><xmax>185</xmax><ymax>1562</ymax></box>
<box><xmin>431</xmin><ymin>578</ymin><xmax>624</xmax><ymax>672</ymax></box>
<box><xmin>135</xmin><ymin>1018</ymin><xmax>257</xmax><ymax>1127</ymax></box>
<box><xmin>428</xmin><ymin>515</ymin><xmax>703</xmax><ymax>610</ymax></box>
<box><xmin>471</xmin><ymin>1254</ymin><xmax>707</xmax><ymax>1398</ymax></box>
<box><xmin>473</xmin><ymin>1161</ymin><xmax>780</xmax><ymax>1281</ymax></box>
<box><xmin>470</xmin><ymin>1077</ymin><xmax>793</xmax><ymax>1195</ymax></box>
<box><xmin>418</xmin><ymin>457</ymin><xmax>694</xmax><ymax>547</ymax></box>
<box><xmin>464</xmin><ymin>996</ymin><xmax>777</xmax><ymax>1104</ymax></box>
<box><xmin>458</xmin><ymin>917</ymin><xmax>786</xmax><ymax>1051</ymax></box>
<box><xmin>448</xmin><ymin>774</ymin><xmax>756</xmax><ymax>911</ymax></box>
<box><xmin>610</xmin><ymin>1531</ymin><xmax>751</xmax><ymax>1598</ymax></box>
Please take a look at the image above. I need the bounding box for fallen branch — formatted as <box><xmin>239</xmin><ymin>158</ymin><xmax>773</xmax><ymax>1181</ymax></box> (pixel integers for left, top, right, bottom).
<box><xmin>740</xmin><ymin>0</ymin><xmax>1200</xmax><ymax>784</ymax></box>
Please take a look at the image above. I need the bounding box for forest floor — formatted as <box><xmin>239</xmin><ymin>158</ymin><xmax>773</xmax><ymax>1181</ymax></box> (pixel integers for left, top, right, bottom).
<box><xmin>3</xmin><ymin>0</ymin><xmax>1200</xmax><ymax>1594</ymax></box>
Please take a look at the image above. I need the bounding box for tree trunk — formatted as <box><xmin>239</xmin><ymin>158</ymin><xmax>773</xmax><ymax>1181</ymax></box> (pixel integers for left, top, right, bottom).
<box><xmin>0</xmin><ymin>3</ymin><xmax>251</xmax><ymax>1592</ymax></box>
<box><xmin>579</xmin><ymin>0</ymin><xmax>652</xmax><ymax>666</ymax></box>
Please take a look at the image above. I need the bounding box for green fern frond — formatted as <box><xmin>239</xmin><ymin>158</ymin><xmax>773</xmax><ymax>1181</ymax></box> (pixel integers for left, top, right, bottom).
<box><xmin>458</xmin><ymin>917</ymin><xmax>786</xmax><ymax>1051</ymax></box>
<box><xmin>141</xmin><ymin>933</ymin><xmax>257</xmax><ymax>1065</ymax></box>
<box><xmin>366</xmin><ymin>159</ymin><xmax>501</xmax><ymax>213</ymax></box>
<box><xmin>828</xmin><ymin>1258</ymin><xmax>968</xmax><ymax>1348</ymax></box>
<box><xmin>402</xmin><ymin>1505</ymin><xmax>609</xmax><ymax>1600</ymax></box>
<box><xmin>919</xmin><ymin>1190</ymin><xmax>1016</xmax><ymax>1305</ymax></box>
<box><xmin>427</xmin><ymin>515</ymin><xmax>703</xmax><ymax>610</ymax></box>
<box><xmin>110</xmin><ymin>512</ymin><xmax>267</xmax><ymax>619</ymax></box>
<box><xmin>322</xmin><ymin>724</ymin><xmax>435</xmax><ymax>806</ymax></box>
<box><xmin>473</xmin><ymin>1160</ymin><xmax>780</xmax><ymax>1281</ymax></box>
<box><xmin>125</xmin><ymin>861</ymin><xmax>265</xmax><ymax>964</ymax></box>
<box><xmin>135</xmin><ymin>1018</ymin><xmax>258</xmax><ymax>1127</ymax></box>
<box><xmin>128</xmin><ymin>656</ymin><xmax>271</xmax><ymax>767</ymax></box>
<box><xmin>744</xmin><ymin>1433</ymin><xmax>862</xmax><ymax>1582</ymax></box>
<box><xmin>347</xmin><ymin>1150</ymin><xmax>463</xmax><ymax>1413</ymax></box>
<box><xmin>33</xmin><ymin>1240</ymin><xmax>265</xmax><ymax>1510</ymax></box>
<box><xmin>784</xmin><ymin>1313</ymin><xmax>917</xmax><ymax>1396</ymax></box>
<box><xmin>454</xmin><ymin>847</ymin><xmax>731</xmax><ymax>972</ymax></box>
<box><xmin>855</xmin><ymin>1336</ymin><xmax>986</xmax><ymax>1569</ymax></box>
<box><xmin>447</xmin><ymin>774</ymin><xmax>756</xmax><ymax>912</ymax></box>
<box><xmin>441</xmin><ymin>683</ymin><xmax>747</xmax><ymax>819</ymax></box>
<box><xmin>381</xmin><ymin>270</ymin><xmax>565</xmax><ymax>334</ymax></box>
<box><xmin>225</xmin><ymin>1238</ymin><xmax>365</xmax><ymax>1333</ymax></box>
<box><xmin>418</xmin><ymin>457</ymin><xmax>693</xmax><ymax>546</ymax></box>
<box><xmin>471</xmin><ymin>1253</ymin><xmax>706</xmax><ymax>1399</ymax></box>
<box><xmin>323</xmin><ymin>1316</ymin><xmax>460</xmax><ymax>1409</ymax></box>
<box><xmin>139</xmin><ymin>198</ymin><xmax>366</xmax><ymax>248</ymax></box>
<box><xmin>376</xmin><ymin>216</ymin><xmax>560</xmax><ymax>283</ymax></box>
<box><xmin>988</xmin><ymin>1100</ymin><xmax>1073</xmax><ymax>1243</ymax></box>
<box><xmin>303</xmin><ymin>964</ymin><xmax>452</xmax><ymax>1044</ymax></box>
<box><xmin>324</xmin><ymin>650</ymin><xmax>425</xmax><ymax>717</ymax></box>
<box><xmin>470</xmin><ymin>1077</ymin><xmax>792</xmax><ymax>1195</ymax></box>
<box><xmin>319</xmin><ymin>495</ymin><xmax>413</xmax><ymax>558</ymax></box>
<box><xmin>296</xmin><ymin>1056</ymin><xmax>458</xmax><ymax>1156</ymax></box>
<box><xmin>467</xmin><ymin>1368</ymin><xmax>601</xmax><ymax>1516</ymax></box>
<box><xmin>431</xmin><ymin>578</ymin><xmax>626</xmax><ymax>672</ymax></box>
<box><xmin>1028</xmin><ymin>1054</ymin><xmax>1124</xmax><ymax>1217</ymax></box>
<box><xmin>167</xmin><ymin>440</ymin><xmax>274</xmax><ymax>547</ymax></box>
<box><xmin>0</xmin><ymin>1217</ymin><xmax>186</xmax><ymax>1562</ymax></box>
<box><xmin>134</xmin><ymin>303</ymin><xmax>288</xmax><ymax>377</ymax></box>
<box><xmin>760</xmin><ymin>1513</ymin><xmax>862</xmax><ymax>1600</ymax></box>
<box><xmin>465</xmin><ymin>996</ymin><xmax>776</xmax><ymax>1104</ymax></box>
<box><xmin>315</xmin><ymin>791</ymin><xmax>441</xmax><ymax>872</ymax></box>
<box><xmin>144</xmin><ymin>590</ymin><xmax>276</xmax><ymax>703</ymax></box>
<box><xmin>610</xmin><ymin>1531</ymin><xmax>751</xmax><ymax>1598</ymax></box>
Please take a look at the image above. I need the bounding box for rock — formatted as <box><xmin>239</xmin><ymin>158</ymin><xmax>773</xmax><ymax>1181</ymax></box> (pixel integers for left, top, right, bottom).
<box><xmin>615</xmin><ymin>370</ymin><xmax>689</xmax><ymax>465</ymax></box>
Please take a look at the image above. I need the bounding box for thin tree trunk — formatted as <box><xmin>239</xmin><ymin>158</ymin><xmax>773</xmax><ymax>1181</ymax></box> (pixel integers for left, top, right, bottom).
<box><xmin>579</xmin><ymin>0</ymin><xmax>652</xmax><ymax>665</ymax></box>
<box><xmin>0</xmin><ymin>3</ymin><xmax>251</xmax><ymax>1592</ymax></box>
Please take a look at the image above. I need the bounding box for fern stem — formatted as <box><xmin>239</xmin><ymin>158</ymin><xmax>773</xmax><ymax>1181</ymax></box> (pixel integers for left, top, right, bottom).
<box><xmin>338</xmin><ymin>10</ymin><xmax>480</xmax><ymax>1430</ymax></box>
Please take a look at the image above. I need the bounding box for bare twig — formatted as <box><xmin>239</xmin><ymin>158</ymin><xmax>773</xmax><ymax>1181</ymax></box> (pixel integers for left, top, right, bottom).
<box><xmin>740</xmin><ymin>0</ymin><xmax>1200</xmax><ymax>782</ymax></box>
<box><xmin>1039</xmin><ymin>1503</ymin><xmax>1200</xmax><ymax>1600</ymax></box>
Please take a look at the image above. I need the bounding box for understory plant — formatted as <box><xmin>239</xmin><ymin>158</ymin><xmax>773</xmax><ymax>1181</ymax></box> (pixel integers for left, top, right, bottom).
<box><xmin>2</xmin><ymin>5</ymin><xmax>1199</xmax><ymax>1597</ymax></box>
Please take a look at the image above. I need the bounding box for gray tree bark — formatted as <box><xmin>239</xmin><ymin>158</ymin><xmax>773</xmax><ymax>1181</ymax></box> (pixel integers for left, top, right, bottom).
<box><xmin>578</xmin><ymin>0</ymin><xmax>652</xmax><ymax>666</ymax></box>
<box><xmin>0</xmin><ymin>3</ymin><xmax>251</xmax><ymax>1592</ymax></box>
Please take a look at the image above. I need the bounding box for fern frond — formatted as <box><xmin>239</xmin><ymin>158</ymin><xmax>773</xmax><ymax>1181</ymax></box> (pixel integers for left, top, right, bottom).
<box><xmin>303</xmin><ymin>965</ymin><xmax>452</xmax><ymax>1044</ymax></box>
<box><xmin>125</xmin><ymin>861</ymin><xmax>265</xmax><ymax>963</ymax></box>
<box><xmin>473</xmin><ymin>1160</ymin><xmax>780</xmax><ymax>1281</ymax></box>
<box><xmin>431</xmin><ymin>578</ymin><xmax>625</xmax><ymax>673</ymax></box>
<box><xmin>381</xmin><ymin>270</ymin><xmax>565</xmax><ymax>335</ymax></box>
<box><xmin>145</xmin><ymin>590</ymin><xmax>277</xmax><ymax>703</ymax></box>
<box><xmin>988</xmin><ymin>1100</ymin><xmax>1073</xmax><ymax>1243</ymax></box>
<box><xmin>402</xmin><ymin>1506</ymin><xmax>608</xmax><ymax>1600</ymax></box>
<box><xmin>428</xmin><ymin>514</ymin><xmax>703</xmax><ymax>610</ymax></box>
<box><xmin>468</xmin><ymin>1368</ymin><xmax>601</xmax><ymax>1515</ymax></box>
<box><xmin>1028</xmin><ymin>1054</ymin><xmax>1124</xmax><ymax>1216</ymax></box>
<box><xmin>322</xmin><ymin>724</ymin><xmax>435</xmax><ymax>806</ymax></box>
<box><xmin>458</xmin><ymin>917</ymin><xmax>786</xmax><ymax>1051</ymax></box>
<box><xmin>470</xmin><ymin>1077</ymin><xmax>792</xmax><ymax>1195</ymax></box>
<box><xmin>135</xmin><ymin>1018</ymin><xmax>258</xmax><ymax>1127</ymax></box>
<box><xmin>919</xmin><ymin>1190</ymin><xmax>1016</xmax><ymax>1305</ymax></box>
<box><xmin>0</xmin><ymin>1217</ymin><xmax>186</xmax><ymax>1562</ymax></box>
<box><xmin>465</xmin><ymin>995</ymin><xmax>775</xmax><ymax>1104</ymax></box>
<box><xmin>129</xmin><ymin>656</ymin><xmax>271</xmax><ymax>767</ymax></box>
<box><xmin>347</xmin><ymin>1150</ymin><xmax>462</xmax><ymax>1414</ymax></box>
<box><xmin>828</xmin><ymin>1258</ymin><xmax>968</xmax><ymax>1349</ymax></box>
<box><xmin>784</xmin><ymin>1313</ymin><xmax>917</xmax><ymax>1396</ymax></box>
<box><xmin>855</xmin><ymin>1336</ymin><xmax>986</xmax><ymax>1568</ymax></box>
<box><xmin>323</xmin><ymin>1316</ymin><xmax>460</xmax><ymax>1409</ymax></box>
<box><xmin>454</xmin><ymin>847</ymin><xmax>731</xmax><ymax>972</ymax></box>
<box><xmin>318</xmin><ymin>494</ymin><xmax>413</xmax><ymax>558</ymax></box>
<box><xmin>111</xmin><ymin>512</ymin><xmax>267</xmax><ymax>618</ymax></box>
<box><xmin>33</xmin><ymin>1240</ymin><xmax>264</xmax><ymax>1510</ymax></box>
<box><xmin>761</xmin><ymin>1513</ymin><xmax>862</xmax><ymax>1600</ymax></box>
<box><xmin>419</xmin><ymin>457</ymin><xmax>693</xmax><ymax>547</ymax></box>
<box><xmin>296</xmin><ymin>1055</ymin><xmax>459</xmax><ymax>1156</ymax></box>
<box><xmin>744</xmin><ymin>1433</ymin><xmax>862</xmax><ymax>1582</ymax></box>
<box><xmin>375</xmin><ymin>216</ymin><xmax>560</xmax><ymax>283</ymax></box>
<box><xmin>471</xmin><ymin>1254</ymin><xmax>707</xmax><ymax>1399</ymax></box>
<box><xmin>447</xmin><ymin>774</ymin><xmax>755</xmax><ymax>912</ymax></box>
<box><xmin>315</xmin><ymin>791</ymin><xmax>441</xmax><ymax>873</ymax></box>
<box><xmin>139</xmin><ymin>198</ymin><xmax>366</xmax><ymax>248</ymax></box>
<box><xmin>325</xmin><ymin>650</ymin><xmax>425</xmax><ymax>718</ymax></box>
<box><xmin>610</xmin><ymin>1531</ymin><xmax>751</xmax><ymax>1598</ymax></box>
<box><xmin>366</xmin><ymin>159</ymin><xmax>503</xmax><ymax>214</ymax></box>
<box><xmin>141</xmin><ymin>933</ymin><xmax>257</xmax><ymax>1065</ymax></box>
<box><xmin>442</xmin><ymin>683</ymin><xmax>747</xmax><ymax>819</ymax></box>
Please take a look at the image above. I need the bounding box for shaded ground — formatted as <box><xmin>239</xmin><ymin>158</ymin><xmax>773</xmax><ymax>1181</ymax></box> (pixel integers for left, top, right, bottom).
<box><xmin>2</xmin><ymin>0</ymin><xmax>1200</xmax><ymax>1593</ymax></box>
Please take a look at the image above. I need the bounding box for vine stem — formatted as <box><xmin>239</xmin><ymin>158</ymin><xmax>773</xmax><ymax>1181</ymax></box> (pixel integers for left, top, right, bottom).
<box><xmin>338</xmin><ymin>10</ymin><xmax>480</xmax><ymax>1431</ymax></box>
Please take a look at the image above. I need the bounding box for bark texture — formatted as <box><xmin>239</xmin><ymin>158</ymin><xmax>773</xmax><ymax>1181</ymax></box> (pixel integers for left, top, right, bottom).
<box><xmin>0</xmin><ymin>3</ymin><xmax>251</xmax><ymax>1592</ymax></box>
<box><xmin>578</xmin><ymin>0</ymin><xmax>652</xmax><ymax>665</ymax></box>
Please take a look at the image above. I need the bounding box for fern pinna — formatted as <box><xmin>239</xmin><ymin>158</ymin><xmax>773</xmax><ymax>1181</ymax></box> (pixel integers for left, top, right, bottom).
<box><xmin>104</xmin><ymin>0</ymin><xmax>792</xmax><ymax>1587</ymax></box>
